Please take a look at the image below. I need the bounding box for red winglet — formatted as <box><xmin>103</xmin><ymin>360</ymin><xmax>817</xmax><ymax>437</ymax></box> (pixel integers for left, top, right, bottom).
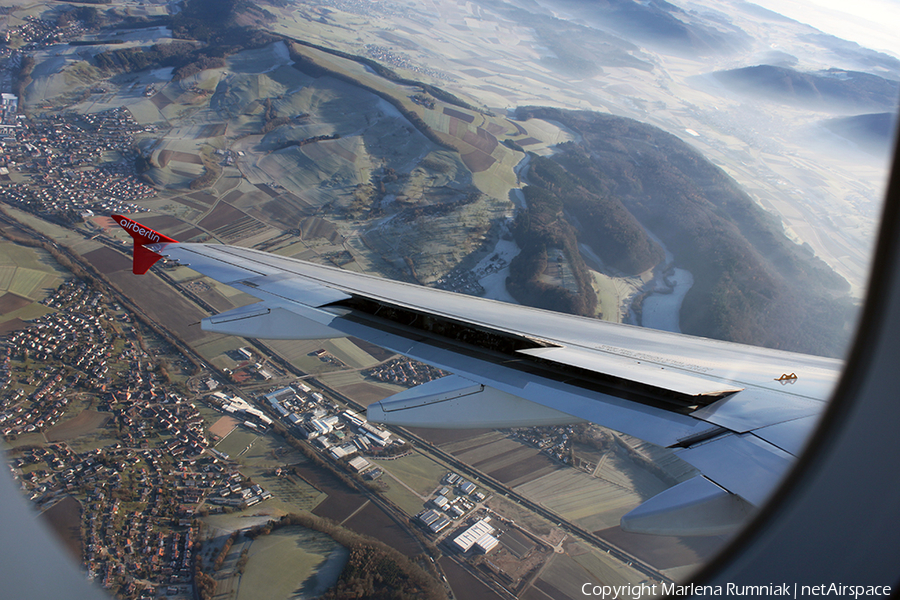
<box><xmin>111</xmin><ymin>214</ymin><xmax>178</xmax><ymax>275</ymax></box>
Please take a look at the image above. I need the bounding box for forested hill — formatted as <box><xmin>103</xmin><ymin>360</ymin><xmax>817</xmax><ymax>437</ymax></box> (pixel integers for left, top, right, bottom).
<box><xmin>515</xmin><ymin>107</ymin><xmax>854</xmax><ymax>357</ymax></box>
<box><xmin>504</xmin><ymin>154</ymin><xmax>665</xmax><ymax>317</ymax></box>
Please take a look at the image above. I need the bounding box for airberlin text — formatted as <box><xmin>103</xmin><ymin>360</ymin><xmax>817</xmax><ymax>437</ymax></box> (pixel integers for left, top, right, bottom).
<box><xmin>580</xmin><ymin>583</ymin><xmax>892</xmax><ymax>598</ymax></box>
<box><xmin>119</xmin><ymin>219</ymin><xmax>160</xmax><ymax>243</ymax></box>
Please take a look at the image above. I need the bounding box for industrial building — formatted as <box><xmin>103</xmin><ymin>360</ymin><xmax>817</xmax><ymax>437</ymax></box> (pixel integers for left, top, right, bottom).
<box><xmin>452</xmin><ymin>518</ymin><xmax>499</xmax><ymax>554</ymax></box>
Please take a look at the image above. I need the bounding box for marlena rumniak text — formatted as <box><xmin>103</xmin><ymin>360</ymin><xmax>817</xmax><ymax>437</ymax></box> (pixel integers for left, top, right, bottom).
<box><xmin>581</xmin><ymin>583</ymin><xmax>893</xmax><ymax>598</ymax></box>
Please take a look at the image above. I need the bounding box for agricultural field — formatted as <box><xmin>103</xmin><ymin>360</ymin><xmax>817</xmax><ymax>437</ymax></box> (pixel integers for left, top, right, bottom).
<box><xmin>596</xmin><ymin>525</ymin><xmax>728</xmax><ymax>576</ymax></box>
<box><xmin>326</xmin><ymin>338</ymin><xmax>380</xmax><ymax>370</ymax></box>
<box><xmin>105</xmin><ymin>268</ymin><xmax>218</xmax><ymax>345</ymax></box>
<box><xmin>527</xmin><ymin>546</ymin><xmax>642</xmax><ymax>600</ymax></box>
<box><xmin>439</xmin><ymin>428</ymin><xmax>676</xmax><ymax>534</ymax></box>
<box><xmin>513</xmin><ymin>468</ymin><xmax>649</xmax><ymax>533</ymax></box>
<box><xmin>194</xmin><ymin>336</ymin><xmax>249</xmax><ymax>367</ymax></box>
<box><xmin>441</xmin><ymin>431</ymin><xmax>560</xmax><ymax>487</ymax></box>
<box><xmin>263</xmin><ymin>337</ymin><xmax>383</xmax><ymax>375</ymax></box>
<box><xmin>325</xmin><ymin>378</ymin><xmax>405</xmax><ymax>408</ymax></box>
<box><xmin>44</xmin><ymin>410</ymin><xmax>111</xmax><ymax>443</ymax></box>
<box><xmin>0</xmin><ymin>241</ymin><xmax>69</xmax><ymax>323</ymax></box>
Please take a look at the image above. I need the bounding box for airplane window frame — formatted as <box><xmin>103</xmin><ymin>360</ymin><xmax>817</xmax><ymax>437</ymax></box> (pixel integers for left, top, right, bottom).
<box><xmin>689</xmin><ymin>126</ymin><xmax>900</xmax><ymax>588</ymax></box>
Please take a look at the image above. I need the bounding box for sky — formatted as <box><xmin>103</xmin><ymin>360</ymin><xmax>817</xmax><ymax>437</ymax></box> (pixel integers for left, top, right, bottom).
<box><xmin>750</xmin><ymin>0</ymin><xmax>900</xmax><ymax>58</ymax></box>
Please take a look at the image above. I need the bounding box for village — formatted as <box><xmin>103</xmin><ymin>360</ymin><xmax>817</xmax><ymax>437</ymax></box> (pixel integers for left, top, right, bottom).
<box><xmin>0</xmin><ymin>279</ymin><xmax>264</xmax><ymax>598</ymax></box>
<box><xmin>0</xmin><ymin>105</ymin><xmax>156</xmax><ymax>221</ymax></box>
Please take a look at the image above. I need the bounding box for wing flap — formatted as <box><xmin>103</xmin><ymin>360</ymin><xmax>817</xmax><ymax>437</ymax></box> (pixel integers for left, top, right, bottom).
<box><xmin>518</xmin><ymin>346</ymin><xmax>744</xmax><ymax>397</ymax></box>
<box><xmin>690</xmin><ymin>388</ymin><xmax>823</xmax><ymax>433</ymax></box>
<box><xmin>621</xmin><ymin>475</ymin><xmax>754</xmax><ymax>536</ymax></box>
<box><xmin>367</xmin><ymin>375</ymin><xmax>585</xmax><ymax>428</ymax></box>
<box><xmin>201</xmin><ymin>302</ymin><xmax>344</xmax><ymax>340</ymax></box>
<box><xmin>675</xmin><ymin>433</ymin><xmax>794</xmax><ymax>506</ymax></box>
<box><xmin>751</xmin><ymin>415</ymin><xmax>820</xmax><ymax>456</ymax></box>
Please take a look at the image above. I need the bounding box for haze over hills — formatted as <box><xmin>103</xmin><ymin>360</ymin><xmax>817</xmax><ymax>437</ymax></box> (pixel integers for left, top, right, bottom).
<box><xmin>821</xmin><ymin>112</ymin><xmax>899</xmax><ymax>156</ymax></box>
<box><xmin>711</xmin><ymin>65</ymin><xmax>900</xmax><ymax>112</ymax></box>
<box><xmin>531</xmin><ymin>0</ymin><xmax>753</xmax><ymax>57</ymax></box>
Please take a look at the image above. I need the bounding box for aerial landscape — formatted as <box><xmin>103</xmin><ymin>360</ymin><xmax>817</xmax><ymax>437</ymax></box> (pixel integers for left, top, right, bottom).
<box><xmin>0</xmin><ymin>0</ymin><xmax>895</xmax><ymax>599</ymax></box>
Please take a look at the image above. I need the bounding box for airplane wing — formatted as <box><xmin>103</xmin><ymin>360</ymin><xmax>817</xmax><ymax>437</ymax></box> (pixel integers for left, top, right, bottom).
<box><xmin>112</xmin><ymin>214</ymin><xmax>840</xmax><ymax>536</ymax></box>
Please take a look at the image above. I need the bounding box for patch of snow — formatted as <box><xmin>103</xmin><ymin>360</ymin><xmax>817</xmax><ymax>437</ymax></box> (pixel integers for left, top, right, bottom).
<box><xmin>376</xmin><ymin>97</ymin><xmax>404</xmax><ymax>120</ymax></box>
<box><xmin>641</xmin><ymin>268</ymin><xmax>694</xmax><ymax>333</ymax></box>
<box><xmin>259</xmin><ymin>41</ymin><xmax>292</xmax><ymax>74</ymax></box>
<box><xmin>150</xmin><ymin>67</ymin><xmax>174</xmax><ymax>81</ymax></box>
<box><xmin>510</xmin><ymin>187</ymin><xmax>526</xmax><ymax>209</ymax></box>
<box><xmin>475</xmin><ymin>236</ymin><xmax>521</xmax><ymax>304</ymax></box>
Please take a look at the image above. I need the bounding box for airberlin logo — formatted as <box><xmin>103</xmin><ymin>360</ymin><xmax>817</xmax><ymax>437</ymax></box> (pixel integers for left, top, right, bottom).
<box><xmin>118</xmin><ymin>218</ymin><xmax>161</xmax><ymax>243</ymax></box>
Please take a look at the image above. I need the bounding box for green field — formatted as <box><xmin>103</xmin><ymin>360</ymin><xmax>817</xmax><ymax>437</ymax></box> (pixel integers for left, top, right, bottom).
<box><xmin>0</xmin><ymin>303</ymin><xmax>55</xmax><ymax>323</ymax></box>
<box><xmin>237</xmin><ymin>432</ymin><xmax>305</xmax><ymax>469</ymax></box>
<box><xmin>0</xmin><ymin>242</ymin><xmax>53</xmax><ymax>269</ymax></box>
<box><xmin>4</xmin><ymin>432</ymin><xmax>47</xmax><ymax>449</ymax></box>
<box><xmin>236</xmin><ymin>526</ymin><xmax>348</xmax><ymax>600</ymax></box>
<box><xmin>571</xmin><ymin>547</ymin><xmax>643</xmax><ymax>586</ymax></box>
<box><xmin>326</xmin><ymin>337</ymin><xmax>379</xmax><ymax>370</ymax></box>
<box><xmin>265</xmin><ymin>338</ymin><xmax>352</xmax><ymax>374</ymax></box>
<box><xmin>7</xmin><ymin>269</ymin><xmax>55</xmax><ymax>298</ymax></box>
<box><xmin>0</xmin><ymin>265</ymin><xmax>14</xmax><ymax>289</ymax></box>
<box><xmin>216</xmin><ymin>427</ymin><xmax>308</xmax><ymax>472</ymax></box>
<box><xmin>194</xmin><ymin>335</ymin><xmax>247</xmax><ymax>362</ymax></box>
<box><xmin>379</xmin><ymin>476</ymin><xmax>428</xmax><ymax>516</ymax></box>
<box><xmin>164</xmin><ymin>266</ymin><xmax>203</xmax><ymax>283</ymax></box>
<box><xmin>373</xmin><ymin>451</ymin><xmax>448</xmax><ymax>496</ymax></box>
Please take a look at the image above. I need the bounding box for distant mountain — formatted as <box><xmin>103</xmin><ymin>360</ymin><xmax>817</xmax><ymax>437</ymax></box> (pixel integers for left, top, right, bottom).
<box><xmin>821</xmin><ymin>113</ymin><xmax>898</xmax><ymax>155</ymax></box>
<box><xmin>547</xmin><ymin>0</ymin><xmax>752</xmax><ymax>56</ymax></box>
<box><xmin>713</xmin><ymin>65</ymin><xmax>900</xmax><ymax>112</ymax></box>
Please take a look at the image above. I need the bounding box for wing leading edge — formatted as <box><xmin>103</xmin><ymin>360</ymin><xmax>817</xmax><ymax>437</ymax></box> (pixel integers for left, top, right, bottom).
<box><xmin>113</xmin><ymin>215</ymin><xmax>841</xmax><ymax>535</ymax></box>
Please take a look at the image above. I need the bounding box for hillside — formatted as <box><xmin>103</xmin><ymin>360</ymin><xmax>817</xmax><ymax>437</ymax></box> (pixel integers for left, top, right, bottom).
<box><xmin>516</xmin><ymin>107</ymin><xmax>854</xmax><ymax>357</ymax></box>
